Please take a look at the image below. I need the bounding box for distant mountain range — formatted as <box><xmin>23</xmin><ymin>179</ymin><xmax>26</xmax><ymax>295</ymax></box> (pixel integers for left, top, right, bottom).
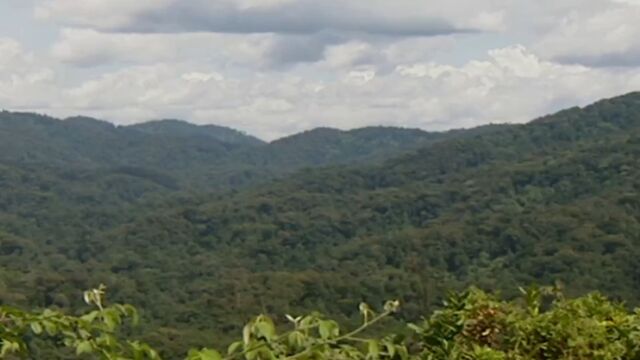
<box><xmin>0</xmin><ymin>110</ymin><xmax>471</xmax><ymax>189</ymax></box>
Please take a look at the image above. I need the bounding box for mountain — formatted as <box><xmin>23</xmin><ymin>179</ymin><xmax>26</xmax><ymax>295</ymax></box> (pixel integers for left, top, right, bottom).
<box><xmin>1</xmin><ymin>92</ymin><xmax>640</xmax><ymax>356</ymax></box>
<box><xmin>234</xmin><ymin>126</ymin><xmax>460</xmax><ymax>169</ymax></box>
<box><xmin>0</xmin><ymin>112</ymin><xmax>460</xmax><ymax>247</ymax></box>
<box><xmin>128</xmin><ymin>119</ymin><xmax>265</xmax><ymax>147</ymax></box>
<box><xmin>199</xmin><ymin>125</ymin><xmax>507</xmax><ymax>191</ymax></box>
<box><xmin>0</xmin><ymin>113</ymin><xmax>260</xmax><ymax>170</ymax></box>
<box><xmin>0</xmin><ymin>111</ymin><xmax>455</xmax><ymax>190</ymax></box>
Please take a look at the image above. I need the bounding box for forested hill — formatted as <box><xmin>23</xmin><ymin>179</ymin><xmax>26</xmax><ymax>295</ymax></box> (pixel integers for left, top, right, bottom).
<box><xmin>230</xmin><ymin>124</ymin><xmax>504</xmax><ymax>171</ymax></box>
<box><xmin>0</xmin><ymin>111</ymin><xmax>450</xmax><ymax>190</ymax></box>
<box><xmin>1</xmin><ymin>92</ymin><xmax>640</xmax><ymax>356</ymax></box>
<box><xmin>0</xmin><ymin>113</ymin><xmax>254</xmax><ymax>169</ymax></box>
<box><xmin>128</xmin><ymin>119</ymin><xmax>265</xmax><ymax>147</ymax></box>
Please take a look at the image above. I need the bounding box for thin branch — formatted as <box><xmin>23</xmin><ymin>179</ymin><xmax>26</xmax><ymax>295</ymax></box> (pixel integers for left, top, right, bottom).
<box><xmin>283</xmin><ymin>310</ymin><xmax>393</xmax><ymax>360</ymax></box>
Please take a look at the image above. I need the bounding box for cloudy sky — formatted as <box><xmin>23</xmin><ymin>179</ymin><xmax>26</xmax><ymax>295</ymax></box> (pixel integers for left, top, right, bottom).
<box><xmin>1</xmin><ymin>0</ymin><xmax>640</xmax><ymax>140</ymax></box>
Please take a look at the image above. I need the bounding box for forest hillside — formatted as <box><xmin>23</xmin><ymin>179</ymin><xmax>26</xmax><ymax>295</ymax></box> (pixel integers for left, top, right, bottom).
<box><xmin>1</xmin><ymin>92</ymin><xmax>640</xmax><ymax>356</ymax></box>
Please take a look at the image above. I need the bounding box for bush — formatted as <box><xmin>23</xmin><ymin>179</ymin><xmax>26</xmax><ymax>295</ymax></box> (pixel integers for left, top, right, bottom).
<box><xmin>3</xmin><ymin>284</ymin><xmax>640</xmax><ymax>359</ymax></box>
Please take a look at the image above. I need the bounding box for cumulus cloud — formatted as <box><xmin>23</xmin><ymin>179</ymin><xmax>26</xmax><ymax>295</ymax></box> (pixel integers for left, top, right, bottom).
<box><xmin>0</xmin><ymin>37</ymin><xmax>57</xmax><ymax>109</ymax></box>
<box><xmin>19</xmin><ymin>45</ymin><xmax>638</xmax><ymax>140</ymax></box>
<box><xmin>52</xmin><ymin>28</ymin><xmax>178</xmax><ymax>66</ymax></box>
<box><xmin>390</xmin><ymin>45</ymin><xmax>621</xmax><ymax>128</ymax></box>
<box><xmin>181</xmin><ymin>72</ymin><xmax>224</xmax><ymax>83</ymax></box>
<box><xmin>49</xmin><ymin>26</ymin><xmax>459</xmax><ymax>70</ymax></box>
<box><xmin>48</xmin><ymin>30</ymin><xmax>459</xmax><ymax>72</ymax></box>
<box><xmin>533</xmin><ymin>1</ymin><xmax>640</xmax><ymax>67</ymax></box>
<box><xmin>50</xmin><ymin>28</ymin><xmax>274</xmax><ymax>67</ymax></box>
<box><xmin>38</xmin><ymin>0</ymin><xmax>510</xmax><ymax>68</ymax></box>
<box><xmin>322</xmin><ymin>41</ymin><xmax>381</xmax><ymax>69</ymax></box>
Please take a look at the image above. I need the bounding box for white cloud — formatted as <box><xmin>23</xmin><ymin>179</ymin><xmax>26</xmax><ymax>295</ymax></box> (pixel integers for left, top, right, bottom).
<box><xmin>0</xmin><ymin>38</ymin><xmax>38</xmax><ymax>75</ymax></box>
<box><xmin>52</xmin><ymin>28</ymin><xmax>176</xmax><ymax>66</ymax></box>
<box><xmin>250</xmin><ymin>97</ymin><xmax>294</xmax><ymax>113</ymax></box>
<box><xmin>396</xmin><ymin>63</ymin><xmax>457</xmax><ymax>79</ymax></box>
<box><xmin>181</xmin><ymin>72</ymin><xmax>224</xmax><ymax>83</ymax></box>
<box><xmin>466</xmin><ymin>10</ymin><xmax>506</xmax><ymax>32</ymax></box>
<box><xmin>0</xmin><ymin>37</ymin><xmax>57</xmax><ymax>109</ymax></box>
<box><xmin>344</xmin><ymin>69</ymin><xmax>377</xmax><ymax>85</ymax></box>
<box><xmin>34</xmin><ymin>0</ymin><xmax>513</xmax><ymax>68</ymax></box>
<box><xmin>323</xmin><ymin>42</ymin><xmax>378</xmax><ymax>69</ymax></box>
<box><xmin>488</xmin><ymin>45</ymin><xmax>545</xmax><ymax>78</ymax></box>
<box><xmin>533</xmin><ymin>2</ymin><xmax>640</xmax><ymax>66</ymax></box>
<box><xmin>16</xmin><ymin>44</ymin><xmax>636</xmax><ymax>140</ymax></box>
<box><xmin>48</xmin><ymin>26</ymin><xmax>459</xmax><ymax>71</ymax></box>
<box><xmin>51</xmin><ymin>28</ymin><xmax>272</xmax><ymax>67</ymax></box>
<box><xmin>389</xmin><ymin>46</ymin><xmax>640</xmax><ymax>128</ymax></box>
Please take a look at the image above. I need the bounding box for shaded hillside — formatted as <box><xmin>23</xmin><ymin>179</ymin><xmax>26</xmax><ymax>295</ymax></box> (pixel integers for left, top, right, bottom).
<box><xmin>0</xmin><ymin>111</ymin><xmax>455</xmax><ymax>190</ymax></box>
<box><xmin>230</xmin><ymin>124</ymin><xmax>506</xmax><ymax>171</ymax></box>
<box><xmin>129</xmin><ymin>119</ymin><xmax>265</xmax><ymax>147</ymax></box>
<box><xmin>0</xmin><ymin>113</ymin><xmax>254</xmax><ymax>171</ymax></box>
<box><xmin>192</xmin><ymin>125</ymin><xmax>476</xmax><ymax>190</ymax></box>
<box><xmin>0</xmin><ymin>113</ymin><xmax>458</xmax><ymax>247</ymax></box>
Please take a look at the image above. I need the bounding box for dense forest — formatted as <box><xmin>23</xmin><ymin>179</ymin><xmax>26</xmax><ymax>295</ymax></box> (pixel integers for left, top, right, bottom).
<box><xmin>1</xmin><ymin>92</ymin><xmax>640</xmax><ymax>357</ymax></box>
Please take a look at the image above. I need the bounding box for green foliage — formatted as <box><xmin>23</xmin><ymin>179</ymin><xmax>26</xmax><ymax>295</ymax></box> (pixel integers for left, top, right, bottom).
<box><xmin>1</xmin><ymin>286</ymin><xmax>405</xmax><ymax>359</ymax></box>
<box><xmin>4</xmin><ymin>286</ymin><xmax>640</xmax><ymax>359</ymax></box>
<box><xmin>0</xmin><ymin>285</ymin><xmax>159</xmax><ymax>359</ymax></box>
<box><xmin>411</xmin><ymin>286</ymin><xmax>640</xmax><ymax>359</ymax></box>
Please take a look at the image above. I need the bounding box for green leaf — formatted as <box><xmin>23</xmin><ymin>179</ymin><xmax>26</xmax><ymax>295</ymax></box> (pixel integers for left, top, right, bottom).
<box><xmin>243</xmin><ymin>324</ymin><xmax>252</xmax><ymax>344</ymax></box>
<box><xmin>227</xmin><ymin>340</ymin><xmax>243</xmax><ymax>355</ymax></box>
<box><xmin>81</xmin><ymin>310</ymin><xmax>99</xmax><ymax>323</ymax></box>
<box><xmin>1</xmin><ymin>340</ymin><xmax>21</xmax><ymax>357</ymax></box>
<box><xmin>384</xmin><ymin>342</ymin><xmax>396</xmax><ymax>358</ymax></box>
<box><xmin>318</xmin><ymin>320</ymin><xmax>339</xmax><ymax>340</ymax></box>
<box><xmin>43</xmin><ymin>320</ymin><xmax>58</xmax><ymax>335</ymax></box>
<box><xmin>199</xmin><ymin>348</ymin><xmax>222</xmax><ymax>360</ymax></box>
<box><xmin>256</xmin><ymin>321</ymin><xmax>276</xmax><ymax>341</ymax></box>
<box><xmin>246</xmin><ymin>347</ymin><xmax>259</xmax><ymax>360</ymax></box>
<box><xmin>103</xmin><ymin>312</ymin><xmax>118</xmax><ymax>330</ymax></box>
<box><xmin>125</xmin><ymin>304</ymin><xmax>140</xmax><ymax>325</ymax></box>
<box><xmin>78</xmin><ymin>328</ymin><xmax>92</xmax><ymax>340</ymax></box>
<box><xmin>367</xmin><ymin>340</ymin><xmax>380</xmax><ymax>360</ymax></box>
<box><xmin>30</xmin><ymin>322</ymin><xmax>43</xmax><ymax>335</ymax></box>
<box><xmin>187</xmin><ymin>349</ymin><xmax>200</xmax><ymax>358</ymax></box>
<box><xmin>288</xmin><ymin>331</ymin><xmax>305</xmax><ymax>348</ymax></box>
<box><xmin>407</xmin><ymin>323</ymin><xmax>423</xmax><ymax>333</ymax></box>
<box><xmin>76</xmin><ymin>340</ymin><xmax>93</xmax><ymax>355</ymax></box>
<box><xmin>318</xmin><ymin>320</ymin><xmax>332</xmax><ymax>339</ymax></box>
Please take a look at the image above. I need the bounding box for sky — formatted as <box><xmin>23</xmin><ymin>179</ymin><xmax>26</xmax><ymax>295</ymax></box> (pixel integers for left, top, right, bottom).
<box><xmin>1</xmin><ymin>0</ymin><xmax>640</xmax><ymax>140</ymax></box>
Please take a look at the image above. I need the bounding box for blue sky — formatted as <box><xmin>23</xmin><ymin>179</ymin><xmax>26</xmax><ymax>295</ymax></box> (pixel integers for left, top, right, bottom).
<box><xmin>1</xmin><ymin>0</ymin><xmax>640</xmax><ymax>140</ymax></box>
